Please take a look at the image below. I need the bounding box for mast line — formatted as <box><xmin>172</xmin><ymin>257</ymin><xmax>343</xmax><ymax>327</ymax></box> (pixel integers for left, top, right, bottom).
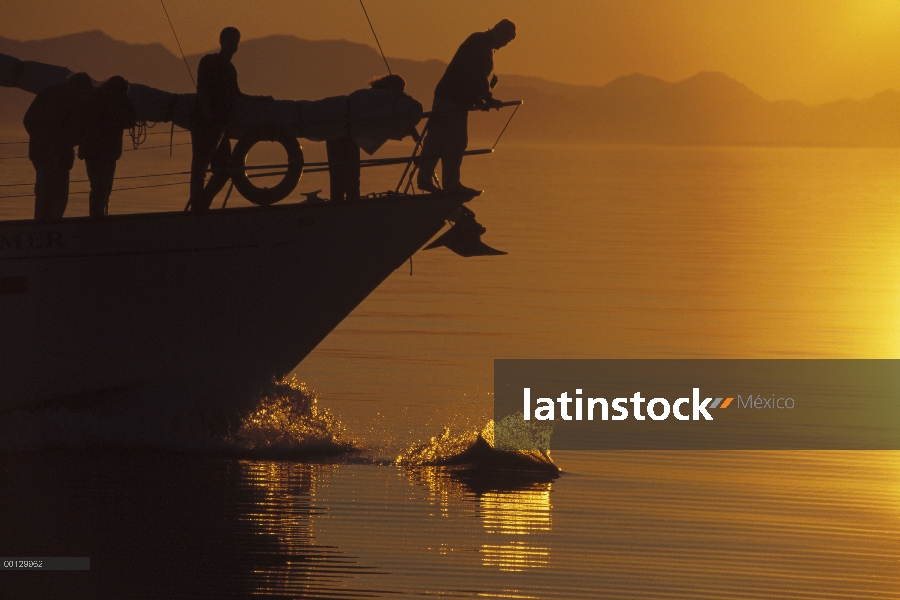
<box><xmin>359</xmin><ymin>0</ymin><xmax>392</xmax><ymax>75</ymax></box>
<box><xmin>160</xmin><ymin>0</ymin><xmax>197</xmax><ymax>89</ymax></box>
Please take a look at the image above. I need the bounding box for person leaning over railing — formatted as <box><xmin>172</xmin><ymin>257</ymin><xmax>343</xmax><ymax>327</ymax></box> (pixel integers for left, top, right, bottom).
<box><xmin>417</xmin><ymin>19</ymin><xmax>516</xmax><ymax>196</ymax></box>
<box><xmin>326</xmin><ymin>74</ymin><xmax>407</xmax><ymax>202</ymax></box>
<box><xmin>77</xmin><ymin>76</ymin><xmax>138</xmax><ymax>218</ymax></box>
<box><xmin>23</xmin><ymin>72</ymin><xmax>94</xmax><ymax>222</ymax></box>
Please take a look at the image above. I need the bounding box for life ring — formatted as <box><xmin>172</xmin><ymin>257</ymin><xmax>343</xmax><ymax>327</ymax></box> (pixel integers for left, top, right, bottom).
<box><xmin>231</xmin><ymin>125</ymin><xmax>304</xmax><ymax>206</ymax></box>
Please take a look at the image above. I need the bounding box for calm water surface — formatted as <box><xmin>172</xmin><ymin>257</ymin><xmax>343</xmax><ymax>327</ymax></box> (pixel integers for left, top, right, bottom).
<box><xmin>2</xmin><ymin>140</ymin><xmax>900</xmax><ymax>598</ymax></box>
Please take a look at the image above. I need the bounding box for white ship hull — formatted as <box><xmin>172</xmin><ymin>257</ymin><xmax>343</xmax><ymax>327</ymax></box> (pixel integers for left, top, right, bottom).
<box><xmin>0</xmin><ymin>195</ymin><xmax>462</xmax><ymax>412</ymax></box>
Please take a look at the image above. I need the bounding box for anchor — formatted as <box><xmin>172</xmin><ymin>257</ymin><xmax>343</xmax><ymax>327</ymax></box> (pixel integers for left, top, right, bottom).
<box><xmin>424</xmin><ymin>206</ymin><xmax>507</xmax><ymax>257</ymax></box>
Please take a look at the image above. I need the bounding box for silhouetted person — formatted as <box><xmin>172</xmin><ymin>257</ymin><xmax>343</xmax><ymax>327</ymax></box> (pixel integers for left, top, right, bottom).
<box><xmin>77</xmin><ymin>76</ymin><xmax>137</xmax><ymax>218</ymax></box>
<box><xmin>417</xmin><ymin>20</ymin><xmax>516</xmax><ymax>195</ymax></box>
<box><xmin>189</xmin><ymin>27</ymin><xmax>243</xmax><ymax>213</ymax></box>
<box><xmin>189</xmin><ymin>28</ymin><xmax>273</xmax><ymax>211</ymax></box>
<box><xmin>23</xmin><ymin>72</ymin><xmax>94</xmax><ymax>222</ymax></box>
<box><xmin>327</xmin><ymin>74</ymin><xmax>407</xmax><ymax>202</ymax></box>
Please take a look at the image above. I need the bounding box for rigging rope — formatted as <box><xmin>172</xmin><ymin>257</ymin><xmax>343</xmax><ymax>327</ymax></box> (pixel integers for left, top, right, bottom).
<box><xmin>128</xmin><ymin>141</ymin><xmax>192</xmax><ymax>152</ymax></box>
<box><xmin>0</xmin><ymin>179</ymin><xmax>189</xmax><ymax>200</ymax></box>
<box><xmin>0</xmin><ymin>141</ymin><xmax>191</xmax><ymax>161</ymax></box>
<box><xmin>0</xmin><ymin>169</ymin><xmax>193</xmax><ymax>188</ymax></box>
<box><xmin>492</xmin><ymin>102</ymin><xmax>521</xmax><ymax>149</ymax></box>
<box><xmin>142</xmin><ymin>128</ymin><xmax>190</xmax><ymax>136</ymax></box>
<box><xmin>359</xmin><ymin>0</ymin><xmax>392</xmax><ymax>75</ymax></box>
<box><xmin>160</xmin><ymin>0</ymin><xmax>196</xmax><ymax>89</ymax></box>
<box><xmin>3</xmin><ymin>128</ymin><xmax>187</xmax><ymax>143</ymax></box>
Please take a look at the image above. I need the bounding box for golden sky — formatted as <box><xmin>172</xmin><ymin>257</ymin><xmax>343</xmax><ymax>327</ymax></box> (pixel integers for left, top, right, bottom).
<box><xmin>1</xmin><ymin>0</ymin><xmax>899</xmax><ymax>104</ymax></box>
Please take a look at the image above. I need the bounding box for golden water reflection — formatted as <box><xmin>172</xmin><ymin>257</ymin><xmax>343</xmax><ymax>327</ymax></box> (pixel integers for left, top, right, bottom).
<box><xmin>479</xmin><ymin>485</ymin><xmax>553</xmax><ymax>571</ymax></box>
<box><xmin>406</xmin><ymin>465</ymin><xmax>555</xmax><ymax>572</ymax></box>
<box><xmin>407</xmin><ymin>465</ymin><xmax>473</xmax><ymax>517</ymax></box>
<box><xmin>480</xmin><ymin>487</ymin><xmax>552</xmax><ymax>535</ymax></box>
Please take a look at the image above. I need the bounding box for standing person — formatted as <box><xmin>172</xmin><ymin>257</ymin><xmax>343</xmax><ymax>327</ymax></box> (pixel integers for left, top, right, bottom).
<box><xmin>417</xmin><ymin>20</ymin><xmax>516</xmax><ymax>195</ymax></box>
<box><xmin>23</xmin><ymin>72</ymin><xmax>94</xmax><ymax>222</ymax></box>
<box><xmin>327</xmin><ymin>74</ymin><xmax>407</xmax><ymax>202</ymax></box>
<box><xmin>188</xmin><ymin>26</ymin><xmax>244</xmax><ymax>213</ymax></box>
<box><xmin>78</xmin><ymin>76</ymin><xmax>137</xmax><ymax>218</ymax></box>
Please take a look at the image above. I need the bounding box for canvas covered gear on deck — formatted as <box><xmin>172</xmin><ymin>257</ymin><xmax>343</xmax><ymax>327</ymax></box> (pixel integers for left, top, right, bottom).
<box><xmin>0</xmin><ymin>52</ymin><xmax>422</xmax><ymax>145</ymax></box>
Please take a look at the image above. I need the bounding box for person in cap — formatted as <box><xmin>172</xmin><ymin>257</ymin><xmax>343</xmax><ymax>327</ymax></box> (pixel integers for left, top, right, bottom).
<box><xmin>417</xmin><ymin>19</ymin><xmax>516</xmax><ymax>195</ymax></box>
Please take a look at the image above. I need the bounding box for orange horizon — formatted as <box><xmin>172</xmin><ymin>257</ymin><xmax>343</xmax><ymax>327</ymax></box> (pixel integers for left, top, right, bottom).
<box><xmin>2</xmin><ymin>1</ymin><xmax>900</xmax><ymax>104</ymax></box>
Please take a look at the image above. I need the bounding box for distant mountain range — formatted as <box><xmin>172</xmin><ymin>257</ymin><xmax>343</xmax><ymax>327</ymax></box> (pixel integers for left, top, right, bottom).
<box><xmin>2</xmin><ymin>30</ymin><xmax>900</xmax><ymax>146</ymax></box>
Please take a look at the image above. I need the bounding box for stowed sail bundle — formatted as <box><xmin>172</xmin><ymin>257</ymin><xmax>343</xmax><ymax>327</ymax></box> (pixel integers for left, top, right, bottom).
<box><xmin>0</xmin><ymin>53</ymin><xmax>74</xmax><ymax>93</ymax></box>
<box><xmin>126</xmin><ymin>83</ymin><xmax>194</xmax><ymax>130</ymax></box>
<box><xmin>0</xmin><ymin>51</ymin><xmax>422</xmax><ymax>152</ymax></box>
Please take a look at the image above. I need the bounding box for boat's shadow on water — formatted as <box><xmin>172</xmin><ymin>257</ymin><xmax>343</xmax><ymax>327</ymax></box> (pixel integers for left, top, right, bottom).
<box><xmin>0</xmin><ymin>449</ymin><xmax>386</xmax><ymax>600</ymax></box>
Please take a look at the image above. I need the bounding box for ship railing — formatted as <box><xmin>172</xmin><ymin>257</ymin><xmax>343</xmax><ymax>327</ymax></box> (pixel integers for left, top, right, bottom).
<box><xmin>0</xmin><ymin>101</ymin><xmax>522</xmax><ymax>209</ymax></box>
<box><xmin>232</xmin><ymin>100</ymin><xmax>522</xmax><ymax>197</ymax></box>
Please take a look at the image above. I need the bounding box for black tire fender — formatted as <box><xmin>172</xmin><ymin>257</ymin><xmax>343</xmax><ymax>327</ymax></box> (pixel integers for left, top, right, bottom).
<box><xmin>231</xmin><ymin>125</ymin><xmax>304</xmax><ymax>206</ymax></box>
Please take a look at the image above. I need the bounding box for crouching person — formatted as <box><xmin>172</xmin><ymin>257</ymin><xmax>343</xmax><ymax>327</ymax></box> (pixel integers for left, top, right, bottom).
<box><xmin>23</xmin><ymin>72</ymin><xmax>94</xmax><ymax>222</ymax></box>
<box><xmin>78</xmin><ymin>76</ymin><xmax>137</xmax><ymax>218</ymax></box>
<box><xmin>326</xmin><ymin>74</ymin><xmax>407</xmax><ymax>202</ymax></box>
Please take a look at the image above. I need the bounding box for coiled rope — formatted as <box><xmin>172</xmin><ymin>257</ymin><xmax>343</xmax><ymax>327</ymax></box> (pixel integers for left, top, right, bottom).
<box><xmin>128</xmin><ymin>120</ymin><xmax>151</xmax><ymax>150</ymax></box>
